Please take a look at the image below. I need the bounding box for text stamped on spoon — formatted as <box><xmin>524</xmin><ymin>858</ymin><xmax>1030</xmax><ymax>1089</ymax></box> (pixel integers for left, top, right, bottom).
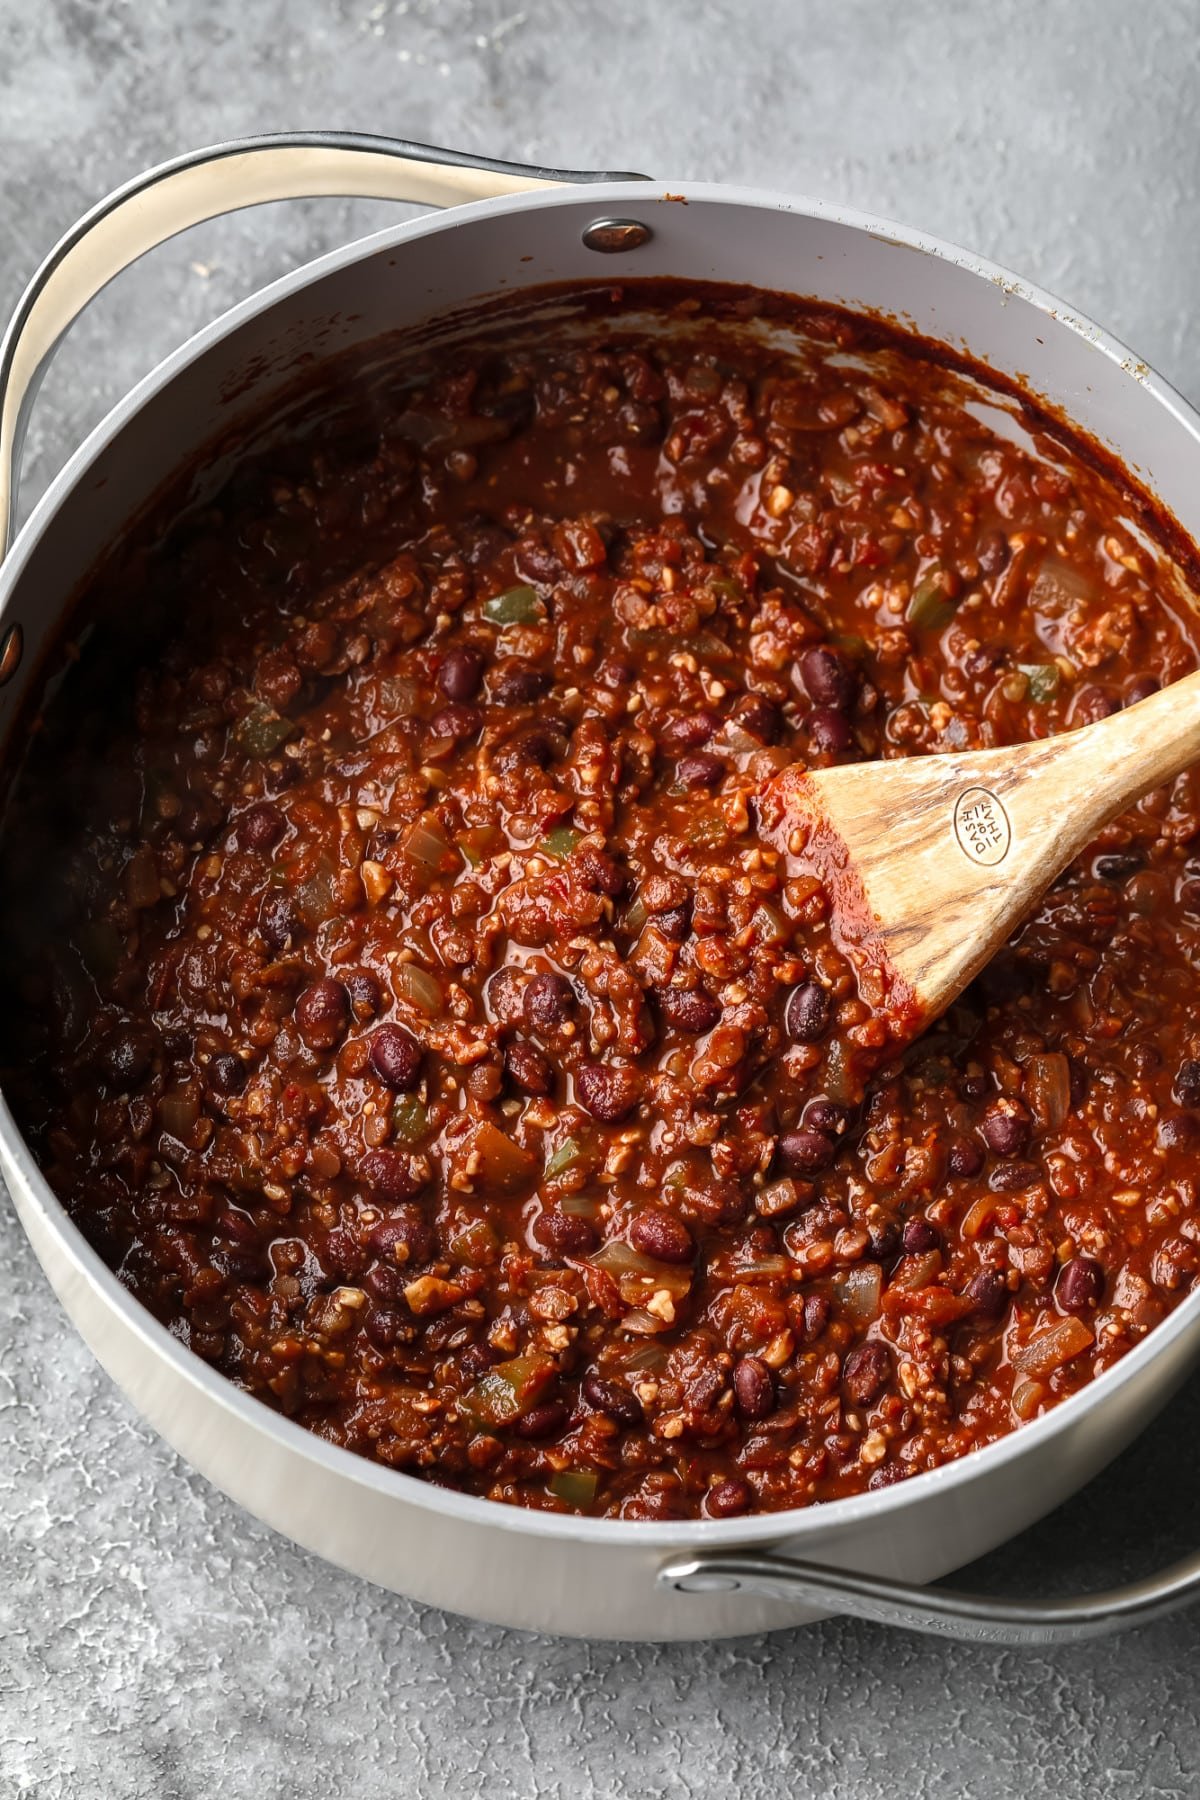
<box><xmin>953</xmin><ymin>786</ymin><xmax>1011</xmax><ymax>866</ymax></box>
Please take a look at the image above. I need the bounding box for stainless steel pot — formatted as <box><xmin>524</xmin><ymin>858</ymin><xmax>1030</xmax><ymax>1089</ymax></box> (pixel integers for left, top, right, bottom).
<box><xmin>3</xmin><ymin>132</ymin><xmax>1200</xmax><ymax>1644</ymax></box>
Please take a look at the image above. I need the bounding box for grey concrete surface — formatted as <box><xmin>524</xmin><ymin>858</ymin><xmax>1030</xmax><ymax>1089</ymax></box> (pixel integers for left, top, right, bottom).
<box><xmin>2</xmin><ymin>2</ymin><xmax>1200</xmax><ymax>1795</ymax></box>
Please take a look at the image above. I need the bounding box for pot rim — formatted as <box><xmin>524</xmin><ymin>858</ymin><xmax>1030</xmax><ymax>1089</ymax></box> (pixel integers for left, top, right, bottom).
<box><xmin>4</xmin><ymin>175</ymin><xmax>1200</xmax><ymax>1551</ymax></box>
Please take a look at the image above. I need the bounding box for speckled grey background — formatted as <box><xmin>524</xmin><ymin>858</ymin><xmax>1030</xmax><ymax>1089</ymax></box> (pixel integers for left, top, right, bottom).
<box><xmin>3</xmin><ymin>2</ymin><xmax>1200</xmax><ymax>1795</ymax></box>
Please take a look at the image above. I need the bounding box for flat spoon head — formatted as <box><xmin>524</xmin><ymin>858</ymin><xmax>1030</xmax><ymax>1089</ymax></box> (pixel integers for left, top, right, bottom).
<box><xmin>759</xmin><ymin>670</ymin><xmax>1200</xmax><ymax>1036</ymax></box>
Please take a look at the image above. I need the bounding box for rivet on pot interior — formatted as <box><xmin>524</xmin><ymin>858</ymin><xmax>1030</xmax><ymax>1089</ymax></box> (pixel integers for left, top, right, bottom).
<box><xmin>582</xmin><ymin>218</ymin><xmax>652</xmax><ymax>254</ymax></box>
<box><xmin>0</xmin><ymin>622</ymin><xmax>21</xmax><ymax>687</ymax></box>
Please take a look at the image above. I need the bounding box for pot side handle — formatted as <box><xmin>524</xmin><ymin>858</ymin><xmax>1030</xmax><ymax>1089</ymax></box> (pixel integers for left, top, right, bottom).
<box><xmin>0</xmin><ymin>130</ymin><xmax>649</xmax><ymax>562</ymax></box>
<box><xmin>658</xmin><ymin>1543</ymin><xmax>1200</xmax><ymax>1645</ymax></box>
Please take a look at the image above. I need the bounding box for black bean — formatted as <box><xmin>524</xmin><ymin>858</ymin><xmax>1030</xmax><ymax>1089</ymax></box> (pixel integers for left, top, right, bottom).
<box><xmin>805</xmin><ymin>706</ymin><xmax>853</xmax><ymax>754</ymax></box>
<box><xmin>981</xmin><ymin>1098</ymin><xmax>1031</xmax><ymax>1156</ymax></box>
<box><xmin>458</xmin><ymin>1340</ymin><xmax>502</xmax><ymax>1379</ymax></box>
<box><xmin>868</xmin><ymin>1219</ymin><xmax>900</xmax><ymax>1263</ymax></box>
<box><xmin>630</xmin><ymin>1209</ymin><xmax>694</xmax><ymax>1263</ymax></box>
<box><xmin>505</xmin><ymin>1039</ymin><xmax>554</xmax><ymax>1096</ymax></box>
<box><xmin>1057</xmin><ymin>1255</ymin><xmax>1105</xmax><ymax>1315</ymax></box>
<box><xmin>803</xmin><ymin>1098</ymin><xmax>849</xmax><ymax>1135</ymax></box>
<box><xmin>802</xmin><ymin>1291</ymin><xmax>831</xmax><ymax>1342</ymax></box>
<box><xmin>364</xmin><ymin>1307</ymin><xmax>404</xmax><ymax>1350</ymax></box>
<box><xmin>784</xmin><ymin>981</ymin><xmax>830</xmax><ymax>1042</ymax></box>
<box><xmin>658</xmin><ymin>986</ymin><xmax>721</xmax><ymax>1034</ymax></box>
<box><xmin>965</xmin><ymin>1267</ymin><xmax>1008</xmax><ymax>1321</ymax></box>
<box><xmin>428</xmin><ymin>702</ymin><xmax>482</xmax><ymax>740</ymax></box>
<box><xmin>733</xmin><ymin>1355</ymin><xmax>775</xmax><ymax>1420</ymax></box>
<box><xmin>1125</xmin><ymin>675</ymin><xmax>1161</xmax><ymax>706</ymax></box>
<box><xmin>437</xmin><ymin>644</ymin><xmax>486</xmax><ymax>701</ymax></box>
<box><xmin>1159</xmin><ymin>1114</ymin><xmax>1198</xmax><ymax>1149</ymax></box>
<box><xmin>733</xmin><ymin>692</ymin><xmax>783</xmax><ymax>743</ymax></box>
<box><xmin>575</xmin><ymin>1062</ymin><xmax>641</xmax><ymax>1122</ymax></box>
<box><xmin>100</xmin><ymin>1027</ymin><xmax>152</xmax><ymax>1089</ymax></box>
<box><xmin>976</xmin><ymin>529</ymin><xmax>1010</xmax><ymax>576</ymax></box>
<box><xmin>842</xmin><ymin>1341</ymin><xmax>891</xmax><ymax>1405</ymax></box>
<box><xmin>534</xmin><ymin>1209</ymin><xmax>598</xmax><ymax>1258</ymax></box>
<box><xmin>583</xmin><ymin>1373</ymin><xmax>643</xmax><ymax>1427</ymax></box>
<box><xmin>344</xmin><ymin>970</ymin><xmax>383</xmax><ymax>1018</ymax></box>
<box><xmin>799</xmin><ymin>645</ymin><xmax>858</xmax><ymax>710</ymax></box>
<box><xmin>1174</xmin><ymin>1059</ymin><xmax>1200</xmax><ymax>1108</ymax></box>
<box><xmin>947</xmin><ymin>1135</ymin><xmax>984</xmax><ymax>1178</ymax></box>
<box><xmin>513</xmin><ymin>1400</ymin><xmax>568</xmax><ymax>1440</ymax></box>
<box><xmin>490</xmin><ymin>662</ymin><xmax>551</xmax><ymax>705</ymax></box>
<box><xmin>675</xmin><ymin>751</ymin><xmax>724</xmax><ymax>790</ymax></box>
<box><xmin>260</xmin><ymin>890</ymin><xmax>300</xmax><ymax>951</ymax></box>
<box><xmin>360</xmin><ymin>1148</ymin><xmax>425</xmax><ymax>1204</ymax></box>
<box><xmin>369</xmin><ymin>1206</ymin><xmax>434</xmax><ymax>1266</ymax></box>
<box><xmin>656</xmin><ymin>903</ymin><xmax>691</xmax><ymax>942</ymax></box>
<box><xmin>368</xmin><ymin>1024</ymin><xmax>423</xmax><ymax>1091</ymax></box>
<box><xmin>661</xmin><ymin>710</ymin><xmax>719</xmax><ymax>751</ymax></box>
<box><xmin>778</xmin><ymin>1128</ymin><xmax>837</xmax><ymax>1174</ymax></box>
<box><xmin>295</xmin><ymin>978</ymin><xmax>350</xmax><ymax>1051</ymax></box>
<box><xmin>209</xmin><ymin>1053</ymin><xmax>247</xmax><ymax>1096</ymax></box>
<box><xmin>524</xmin><ymin>971</ymin><xmax>575</xmax><ymax>1033</ymax></box>
<box><xmin>1095</xmin><ymin>852</ymin><xmax>1143</xmax><ymax>880</ymax></box>
<box><xmin>902</xmin><ymin>1217</ymin><xmax>941</xmax><ymax>1255</ymax></box>
<box><xmin>238</xmin><ymin>801</ymin><xmax>285</xmax><ymax>853</ymax></box>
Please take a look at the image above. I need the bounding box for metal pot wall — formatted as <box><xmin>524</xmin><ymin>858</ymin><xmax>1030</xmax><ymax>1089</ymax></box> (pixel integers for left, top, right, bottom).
<box><xmin>3</xmin><ymin>133</ymin><xmax>1200</xmax><ymax>1642</ymax></box>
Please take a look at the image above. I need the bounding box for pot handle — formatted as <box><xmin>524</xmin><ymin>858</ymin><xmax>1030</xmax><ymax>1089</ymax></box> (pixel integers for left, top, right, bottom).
<box><xmin>658</xmin><ymin>1542</ymin><xmax>1200</xmax><ymax>1645</ymax></box>
<box><xmin>0</xmin><ymin>130</ymin><xmax>648</xmax><ymax>561</ymax></box>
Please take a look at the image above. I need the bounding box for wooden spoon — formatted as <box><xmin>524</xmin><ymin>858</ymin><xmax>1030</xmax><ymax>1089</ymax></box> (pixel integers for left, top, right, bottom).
<box><xmin>759</xmin><ymin>673</ymin><xmax>1200</xmax><ymax>1038</ymax></box>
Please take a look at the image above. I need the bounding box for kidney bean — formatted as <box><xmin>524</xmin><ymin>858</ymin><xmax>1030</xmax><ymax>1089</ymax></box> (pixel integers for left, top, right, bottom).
<box><xmin>868</xmin><ymin>1462</ymin><xmax>911</xmax><ymax>1491</ymax></box>
<box><xmin>428</xmin><ymin>702</ymin><xmax>482</xmax><ymax>741</ymax></box>
<box><xmin>965</xmin><ymin>1267</ymin><xmax>1008</xmax><ymax>1321</ymax></box>
<box><xmin>778</xmin><ymin>1128</ymin><xmax>837</xmax><ymax>1174</ymax></box>
<box><xmin>209</xmin><ymin>1052</ymin><xmax>247</xmax><ymax>1095</ymax></box>
<box><xmin>505</xmin><ymin>1039</ymin><xmax>554</xmax><ymax>1096</ymax></box>
<box><xmin>658</xmin><ymin>986</ymin><xmax>721</xmax><ymax>1034</ymax></box>
<box><xmin>981</xmin><ymin>1097</ymin><xmax>1031</xmax><ymax>1156</ymax></box>
<box><xmin>583</xmin><ymin>1373</ymin><xmax>643</xmax><ymax>1427</ymax></box>
<box><xmin>513</xmin><ymin>1400</ymin><xmax>568</xmax><ymax>1440</ymax></box>
<box><xmin>524</xmin><ymin>971</ymin><xmax>576</xmax><ymax>1033</ymax></box>
<box><xmin>369</xmin><ymin>1206</ymin><xmax>434</xmax><ymax>1266</ymax></box>
<box><xmin>237</xmin><ymin>801</ymin><xmax>285</xmax><ymax>852</ymax></box>
<box><xmin>733</xmin><ymin>1354</ymin><xmax>775</xmax><ymax>1420</ymax></box>
<box><xmin>947</xmin><ymin>1135</ymin><xmax>984</xmax><ymax>1178</ymax></box>
<box><xmin>576</xmin><ymin>1062</ymin><xmax>642</xmax><ymax>1122</ymax></box>
<box><xmin>490</xmin><ymin>662</ymin><xmax>551</xmax><ymax>705</ymax></box>
<box><xmin>1057</xmin><ymin>1255</ymin><xmax>1105</xmax><ymax>1314</ymax></box>
<box><xmin>988</xmin><ymin>1160</ymin><xmax>1041</xmax><ymax>1192</ymax></box>
<box><xmin>784</xmin><ymin>981</ymin><xmax>830</xmax><ymax>1042</ymax></box>
<box><xmin>661</xmin><ymin>710</ymin><xmax>719</xmax><ymax>751</ymax></box>
<box><xmin>902</xmin><ymin>1217</ymin><xmax>940</xmax><ymax>1254</ymax></box>
<box><xmin>799</xmin><ymin>645</ymin><xmax>858</xmax><ymax>710</ymax></box>
<box><xmin>368</xmin><ymin>1024</ymin><xmax>423</xmax><ymax>1091</ymax></box>
<box><xmin>1095</xmin><ymin>852</ymin><xmax>1143</xmax><ymax>880</ymax></box>
<box><xmin>1174</xmin><ymin>1059</ymin><xmax>1200</xmax><ymax>1108</ymax></box>
<box><xmin>805</xmin><ymin>707</ymin><xmax>854</xmax><ymax>754</ymax></box>
<box><xmin>705</xmin><ymin>1477</ymin><xmax>754</xmax><ymax>1518</ymax></box>
<box><xmin>360</xmin><ymin>1148</ymin><xmax>424</xmax><ymax>1204</ymax></box>
<box><xmin>1125</xmin><ymin>675</ymin><xmax>1161</xmax><ymax>706</ymax></box>
<box><xmin>296</xmin><ymin>978</ymin><xmax>350</xmax><ymax>1051</ymax></box>
<box><xmin>437</xmin><ymin>644</ymin><xmax>485</xmax><ymax>701</ymax></box>
<box><xmin>630</xmin><ymin>1209</ymin><xmax>694</xmax><ymax>1263</ymax></box>
<box><xmin>365</xmin><ymin>1264</ymin><xmax>404</xmax><ymax>1305</ymax></box>
<box><xmin>733</xmin><ymin>692</ymin><xmax>782</xmax><ymax>743</ymax></box>
<box><xmin>842</xmin><ymin>1341</ymin><xmax>892</xmax><ymax>1405</ymax></box>
<box><xmin>675</xmin><ymin>751</ymin><xmax>724</xmax><ymax>789</ymax></box>
<box><xmin>534</xmin><ymin>1209</ymin><xmax>598</xmax><ymax>1258</ymax></box>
